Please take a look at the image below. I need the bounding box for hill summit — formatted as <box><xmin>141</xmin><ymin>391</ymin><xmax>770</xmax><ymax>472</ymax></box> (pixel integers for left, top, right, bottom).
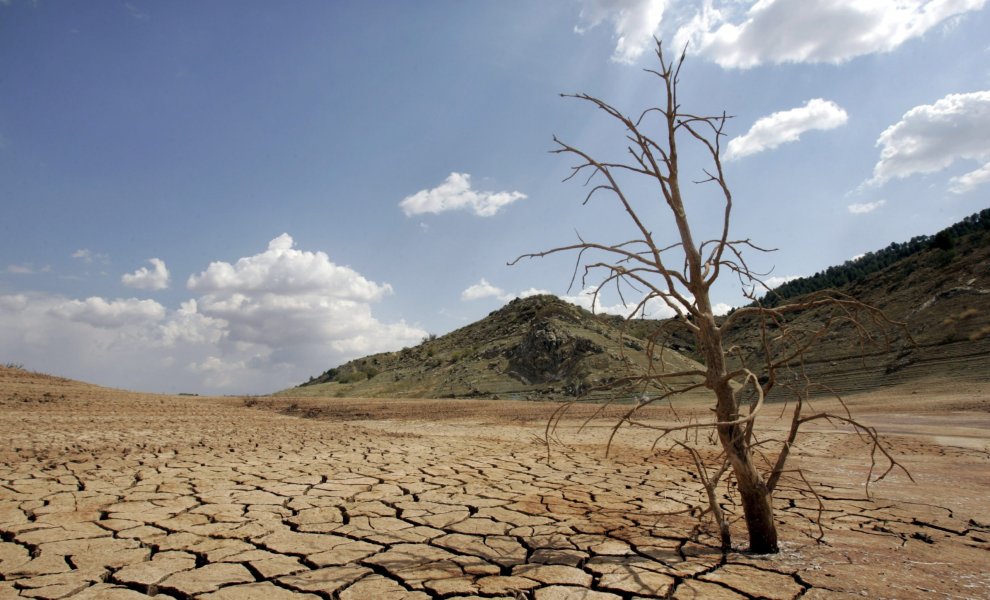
<box><xmin>291</xmin><ymin>295</ymin><xmax>704</xmax><ymax>400</ymax></box>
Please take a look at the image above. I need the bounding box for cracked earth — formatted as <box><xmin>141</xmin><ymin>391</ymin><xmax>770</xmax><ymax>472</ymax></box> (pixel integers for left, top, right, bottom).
<box><xmin>1</xmin><ymin>368</ymin><xmax>988</xmax><ymax>599</ymax></box>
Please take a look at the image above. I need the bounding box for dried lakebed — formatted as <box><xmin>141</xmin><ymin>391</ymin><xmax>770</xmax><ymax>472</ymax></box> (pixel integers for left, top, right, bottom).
<box><xmin>1</xmin><ymin>369</ymin><xmax>988</xmax><ymax>599</ymax></box>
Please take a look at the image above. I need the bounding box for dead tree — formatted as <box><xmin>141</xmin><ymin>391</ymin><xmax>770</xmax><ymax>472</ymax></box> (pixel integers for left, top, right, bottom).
<box><xmin>513</xmin><ymin>40</ymin><xmax>910</xmax><ymax>554</ymax></box>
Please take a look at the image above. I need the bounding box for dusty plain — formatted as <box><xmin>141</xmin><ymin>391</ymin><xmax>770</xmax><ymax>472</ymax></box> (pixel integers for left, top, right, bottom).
<box><xmin>1</xmin><ymin>366</ymin><xmax>988</xmax><ymax>599</ymax></box>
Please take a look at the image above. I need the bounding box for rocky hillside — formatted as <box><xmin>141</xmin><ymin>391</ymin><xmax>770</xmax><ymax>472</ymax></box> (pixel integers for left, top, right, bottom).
<box><xmin>640</xmin><ymin>210</ymin><xmax>990</xmax><ymax>396</ymax></box>
<box><xmin>729</xmin><ymin>215</ymin><xmax>990</xmax><ymax>396</ymax></box>
<box><xmin>287</xmin><ymin>295</ymin><xmax>705</xmax><ymax>400</ymax></box>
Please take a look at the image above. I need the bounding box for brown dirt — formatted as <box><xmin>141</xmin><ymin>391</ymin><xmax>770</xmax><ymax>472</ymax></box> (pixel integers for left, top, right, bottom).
<box><xmin>1</xmin><ymin>366</ymin><xmax>987</xmax><ymax>599</ymax></box>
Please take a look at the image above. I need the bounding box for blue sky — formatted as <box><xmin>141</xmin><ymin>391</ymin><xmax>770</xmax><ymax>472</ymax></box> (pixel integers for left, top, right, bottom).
<box><xmin>1</xmin><ymin>0</ymin><xmax>988</xmax><ymax>394</ymax></box>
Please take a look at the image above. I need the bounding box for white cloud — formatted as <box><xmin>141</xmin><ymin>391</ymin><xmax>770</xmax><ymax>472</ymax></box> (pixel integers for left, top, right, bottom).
<box><xmin>761</xmin><ymin>275</ymin><xmax>801</xmax><ymax>289</ymax></box>
<box><xmin>725</xmin><ymin>99</ymin><xmax>848</xmax><ymax>160</ymax></box>
<box><xmin>121</xmin><ymin>258</ymin><xmax>170</xmax><ymax>290</ymax></box>
<box><xmin>188</xmin><ymin>233</ymin><xmax>391</xmax><ymax>300</ymax></box>
<box><xmin>848</xmin><ymin>199</ymin><xmax>886</xmax><ymax>214</ymax></box>
<box><xmin>399</xmin><ymin>173</ymin><xmax>526</xmax><ymax>218</ymax></box>
<box><xmin>0</xmin><ymin>235</ymin><xmax>427</xmax><ymax>394</ymax></box>
<box><xmin>949</xmin><ymin>161</ymin><xmax>990</xmax><ymax>194</ymax></box>
<box><xmin>461</xmin><ymin>278</ymin><xmax>505</xmax><ymax>301</ymax></box>
<box><xmin>186</xmin><ymin>234</ymin><xmax>420</xmax><ymax>353</ymax></box>
<box><xmin>159</xmin><ymin>299</ymin><xmax>225</xmax><ymax>347</ymax></box>
<box><xmin>513</xmin><ymin>288</ymin><xmax>553</xmax><ymax>300</ymax></box>
<box><xmin>867</xmin><ymin>91</ymin><xmax>990</xmax><ymax>188</ymax></box>
<box><xmin>575</xmin><ymin>0</ymin><xmax>667</xmax><ymax>64</ymax></box>
<box><xmin>459</xmin><ymin>286</ymin><xmax>556</xmax><ymax>306</ymax></box>
<box><xmin>71</xmin><ymin>248</ymin><xmax>109</xmax><ymax>264</ymax></box>
<box><xmin>676</xmin><ymin>0</ymin><xmax>986</xmax><ymax>69</ymax></box>
<box><xmin>49</xmin><ymin>297</ymin><xmax>166</xmax><ymax>328</ymax></box>
<box><xmin>560</xmin><ymin>287</ymin><xmax>679</xmax><ymax>319</ymax></box>
<box><xmin>712</xmin><ymin>302</ymin><xmax>734</xmax><ymax>316</ymax></box>
<box><xmin>7</xmin><ymin>264</ymin><xmax>32</xmax><ymax>274</ymax></box>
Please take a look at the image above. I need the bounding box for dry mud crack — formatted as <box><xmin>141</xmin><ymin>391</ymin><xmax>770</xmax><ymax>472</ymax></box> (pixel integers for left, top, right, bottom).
<box><xmin>1</xmin><ymin>372</ymin><xmax>988</xmax><ymax>599</ymax></box>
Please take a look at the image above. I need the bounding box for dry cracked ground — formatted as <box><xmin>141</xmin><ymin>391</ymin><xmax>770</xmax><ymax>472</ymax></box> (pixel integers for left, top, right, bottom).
<box><xmin>1</xmin><ymin>367</ymin><xmax>988</xmax><ymax>599</ymax></box>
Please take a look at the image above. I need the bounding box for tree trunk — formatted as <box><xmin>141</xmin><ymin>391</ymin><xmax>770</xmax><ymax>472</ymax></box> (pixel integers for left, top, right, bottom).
<box><xmin>718</xmin><ymin>415</ymin><xmax>779</xmax><ymax>553</ymax></box>
<box><xmin>704</xmin><ymin>322</ymin><xmax>780</xmax><ymax>554</ymax></box>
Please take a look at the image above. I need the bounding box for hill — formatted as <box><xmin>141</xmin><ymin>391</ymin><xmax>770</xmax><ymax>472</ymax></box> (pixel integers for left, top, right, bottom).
<box><xmin>293</xmin><ymin>209</ymin><xmax>990</xmax><ymax>400</ymax></box>
<box><xmin>287</xmin><ymin>295</ymin><xmax>706</xmax><ymax>400</ymax></box>
<box><xmin>624</xmin><ymin>209</ymin><xmax>990</xmax><ymax>396</ymax></box>
<box><xmin>759</xmin><ymin>208</ymin><xmax>990</xmax><ymax>307</ymax></box>
<box><xmin>726</xmin><ymin>210</ymin><xmax>990</xmax><ymax>395</ymax></box>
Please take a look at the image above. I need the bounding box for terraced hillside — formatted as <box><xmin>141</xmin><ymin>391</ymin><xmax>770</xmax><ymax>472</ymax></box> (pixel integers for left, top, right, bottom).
<box><xmin>721</xmin><ymin>216</ymin><xmax>990</xmax><ymax>396</ymax></box>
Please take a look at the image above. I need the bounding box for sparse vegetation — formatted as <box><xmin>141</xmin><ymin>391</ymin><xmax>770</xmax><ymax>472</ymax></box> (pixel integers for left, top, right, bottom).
<box><xmin>294</xmin><ymin>294</ymin><xmax>705</xmax><ymax>401</ymax></box>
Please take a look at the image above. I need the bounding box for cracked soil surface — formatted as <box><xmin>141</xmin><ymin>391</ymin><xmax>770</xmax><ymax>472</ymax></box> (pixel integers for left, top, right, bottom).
<box><xmin>1</xmin><ymin>367</ymin><xmax>988</xmax><ymax>599</ymax></box>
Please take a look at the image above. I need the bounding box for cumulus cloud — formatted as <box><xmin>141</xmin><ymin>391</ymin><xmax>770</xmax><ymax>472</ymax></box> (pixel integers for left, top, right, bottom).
<box><xmin>725</xmin><ymin>99</ymin><xmax>848</xmax><ymax>160</ymax></box>
<box><xmin>0</xmin><ymin>235</ymin><xmax>427</xmax><ymax>394</ymax></box>
<box><xmin>867</xmin><ymin>91</ymin><xmax>990</xmax><ymax>189</ymax></box>
<box><xmin>461</xmin><ymin>279</ymin><xmax>505</xmax><ymax>301</ymax></box>
<box><xmin>186</xmin><ymin>234</ymin><xmax>420</xmax><ymax>353</ymax></box>
<box><xmin>399</xmin><ymin>173</ymin><xmax>526</xmax><ymax>218</ymax></box>
<box><xmin>848</xmin><ymin>199</ymin><xmax>886</xmax><ymax>214</ymax></box>
<box><xmin>122</xmin><ymin>258</ymin><xmax>170</xmax><ymax>290</ymax></box>
<box><xmin>676</xmin><ymin>0</ymin><xmax>986</xmax><ymax>69</ymax></box>
<box><xmin>575</xmin><ymin>0</ymin><xmax>667</xmax><ymax>63</ymax></box>
<box><xmin>158</xmin><ymin>299</ymin><xmax>225</xmax><ymax>347</ymax></box>
<box><xmin>188</xmin><ymin>233</ymin><xmax>391</xmax><ymax>300</ymax></box>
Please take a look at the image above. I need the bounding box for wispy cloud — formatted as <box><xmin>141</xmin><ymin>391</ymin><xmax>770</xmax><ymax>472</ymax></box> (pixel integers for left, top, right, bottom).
<box><xmin>71</xmin><ymin>248</ymin><xmax>109</xmax><ymax>265</ymax></box>
<box><xmin>123</xmin><ymin>2</ymin><xmax>149</xmax><ymax>20</ymax></box>
<box><xmin>575</xmin><ymin>0</ymin><xmax>667</xmax><ymax>64</ymax></box>
<box><xmin>848</xmin><ymin>199</ymin><xmax>886</xmax><ymax>215</ymax></box>
<box><xmin>400</xmin><ymin>173</ymin><xmax>526</xmax><ymax>218</ymax></box>
<box><xmin>725</xmin><ymin>99</ymin><xmax>848</xmax><ymax>161</ymax></box>
<box><xmin>6</xmin><ymin>264</ymin><xmax>32</xmax><ymax>274</ymax></box>
<box><xmin>949</xmin><ymin>162</ymin><xmax>990</xmax><ymax>194</ymax></box>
